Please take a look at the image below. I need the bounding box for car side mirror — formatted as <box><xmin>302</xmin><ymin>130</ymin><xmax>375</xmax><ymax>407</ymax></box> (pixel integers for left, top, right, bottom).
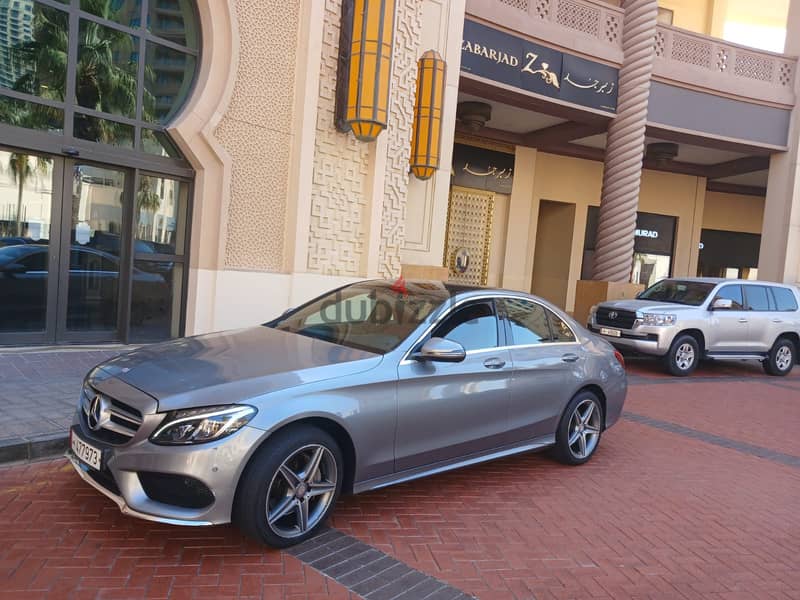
<box><xmin>711</xmin><ymin>298</ymin><xmax>733</xmax><ymax>311</ymax></box>
<box><xmin>413</xmin><ymin>337</ymin><xmax>466</xmax><ymax>363</ymax></box>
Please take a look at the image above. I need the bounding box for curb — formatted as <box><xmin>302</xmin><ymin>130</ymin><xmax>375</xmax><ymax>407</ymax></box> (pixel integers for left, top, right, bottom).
<box><xmin>0</xmin><ymin>433</ymin><xmax>69</xmax><ymax>464</ymax></box>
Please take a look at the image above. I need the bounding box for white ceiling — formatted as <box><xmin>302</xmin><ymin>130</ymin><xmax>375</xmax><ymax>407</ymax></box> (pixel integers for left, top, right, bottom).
<box><xmin>457</xmin><ymin>93</ymin><xmax>566</xmax><ymax>134</ymax></box>
<box><xmin>572</xmin><ymin>134</ymin><xmax>750</xmax><ymax>165</ymax></box>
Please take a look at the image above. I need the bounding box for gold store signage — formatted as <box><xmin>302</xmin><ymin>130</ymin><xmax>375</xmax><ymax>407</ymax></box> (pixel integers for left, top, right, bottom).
<box><xmin>460</xmin><ymin>19</ymin><xmax>619</xmax><ymax>113</ymax></box>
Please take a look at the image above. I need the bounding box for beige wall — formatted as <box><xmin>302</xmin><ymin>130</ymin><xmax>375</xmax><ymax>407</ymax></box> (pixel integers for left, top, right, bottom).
<box><xmin>659</xmin><ymin>0</ymin><xmax>714</xmax><ymax>34</ymax></box>
<box><xmin>703</xmin><ymin>192</ymin><xmax>765</xmax><ymax>234</ymax></box>
<box><xmin>531</xmin><ymin>201</ymin><xmax>576</xmax><ymax>308</ymax></box>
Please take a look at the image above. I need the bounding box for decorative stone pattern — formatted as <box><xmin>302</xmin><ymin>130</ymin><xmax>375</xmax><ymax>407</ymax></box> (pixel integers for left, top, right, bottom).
<box><xmin>215</xmin><ymin>0</ymin><xmax>301</xmax><ymax>271</ymax></box>
<box><xmin>376</xmin><ymin>0</ymin><xmax>423</xmax><ymax>279</ymax></box>
<box><xmin>604</xmin><ymin>13</ymin><xmax>620</xmax><ymax>44</ymax></box>
<box><xmin>735</xmin><ymin>52</ymin><xmax>775</xmax><ymax>83</ymax></box>
<box><xmin>592</xmin><ymin>0</ymin><xmax>659</xmax><ymax>283</ymax></box>
<box><xmin>444</xmin><ymin>188</ymin><xmax>495</xmax><ymax>287</ymax></box>
<box><xmin>654</xmin><ymin>29</ymin><xmax>665</xmax><ymax>57</ymax></box>
<box><xmin>307</xmin><ymin>0</ymin><xmax>371</xmax><ymax>276</ymax></box>
<box><xmin>671</xmin><ymin>35</ymin><xmax>712</xmax><ymax>69</ymax></box>
<box><xmin>556</xmin><ymin>0</ymin><xmax>600</xmax><ymax>37</ymax></box>
<box><xmin>780</xmin><ymin>62</ymin><xmax>794</xmax><ymax>87</ymax></box>
<box><xmin>534</xmin><ymin>0</ymin><xmax>550</xmax><ymax>20</ymax></box>
<box><xmin>499</xmin><ymin>0</ymin><xmax>529</xmax><ymax>11</ymax></box>
<box><xmin>716</xmin><ymin>48</ymin><xmax>729</xmax><ymax>72</ymax></box>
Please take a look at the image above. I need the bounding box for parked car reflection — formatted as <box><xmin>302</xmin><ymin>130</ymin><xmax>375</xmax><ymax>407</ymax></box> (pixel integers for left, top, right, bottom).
<box><xmin>0</xmin><ymin>244</ymin><xmax>170</xmax><ymax>332</ymax></box>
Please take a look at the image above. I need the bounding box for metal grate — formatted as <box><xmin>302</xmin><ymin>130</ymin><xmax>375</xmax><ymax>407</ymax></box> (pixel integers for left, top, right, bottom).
<box><xmin>81</xmin><ymin>384</ymin><xmax>144</xmax><ymax>445</ymax></box>
<box><xmin>595</xmin><ymin>307</ymin><xmax>637</xmax><ymax>330</ymax></box>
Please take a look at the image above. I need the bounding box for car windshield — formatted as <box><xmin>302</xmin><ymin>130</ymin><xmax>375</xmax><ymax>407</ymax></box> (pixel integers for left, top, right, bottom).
<box><xmin>267</xmin><ymin>281</ymin><xmax>449</xmax><ymax>354</ymax></box>
<box><xmin>638</xmin><ymin>280</ymin><xmax>716</xmax><ymax>306</ymax></box>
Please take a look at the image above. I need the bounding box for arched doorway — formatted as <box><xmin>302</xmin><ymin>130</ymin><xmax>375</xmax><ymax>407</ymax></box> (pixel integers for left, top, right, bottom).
<box><xmin>0</xmin><ymin>0</ymin><xmax>199</xmax><ymax>345</ymax></box>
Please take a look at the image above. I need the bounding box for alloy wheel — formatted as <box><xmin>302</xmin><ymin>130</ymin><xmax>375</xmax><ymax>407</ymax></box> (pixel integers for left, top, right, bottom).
<box><xmin>266</xmin><ymin>444</ymin><xmax>338</xmax><ymax>538</ymax></box>
<box><xmin>675</xmin><ymin>343</ymin><xmax>695</xmax><ymax>371</ymax></box>
<box><xmin>776</xmin><ymin>345</ymin><xmax>793</xmax><ymax>371</ymax></box>
<box><xmin>567</xmin><ymin>398</ymin><xmax>602</xmax><ymax>459</ymax></box>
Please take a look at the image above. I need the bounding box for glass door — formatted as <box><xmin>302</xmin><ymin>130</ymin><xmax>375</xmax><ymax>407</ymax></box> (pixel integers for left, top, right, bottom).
<box><xmin>55</xmin><ymin>161</ymin><xmax>130</xmax><ymax>342</ymax></box>
<box><xmin>0</xmin><ymin>148</ymin><xmax>62</xmax><ymax>344</ymax></box>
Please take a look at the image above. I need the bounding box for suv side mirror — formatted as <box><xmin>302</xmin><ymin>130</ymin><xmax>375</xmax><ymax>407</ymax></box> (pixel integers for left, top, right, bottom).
<box><xmin>413</xmin><ymin>337</ymin><xmax>466</xmax><ymax>363</ymax></box>
<box><xmin>711</xmin><ymin>298</ymin><xmax>733</xmax><ymax>311</ymax></box>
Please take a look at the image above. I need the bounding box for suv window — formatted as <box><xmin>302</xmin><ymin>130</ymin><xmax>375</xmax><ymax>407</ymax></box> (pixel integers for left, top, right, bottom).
<box><xmin>713</xmin><ymin>285</ymin><xmax>744</xmax><ymax>310</ymax></box>
<box><xmin>772</xmin><ymin>287</ymin><xmax>799</xmax><ymax>312</ymax></box>
<box><xmin>744</xmin><ymin>286</ymin><xmax>772</xmax><ymax>311</ymax></box>
<box><xmin>432</xmin><ymin>301</ymin><xmax>498</xmax><ymax>351</ymax></box>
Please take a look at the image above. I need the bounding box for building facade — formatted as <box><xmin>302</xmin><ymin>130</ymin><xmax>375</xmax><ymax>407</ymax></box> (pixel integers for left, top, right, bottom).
<box><xmin>0</xmin><ymin>0</ymin><xmax>798</xmax><ymax>345</ymax></box>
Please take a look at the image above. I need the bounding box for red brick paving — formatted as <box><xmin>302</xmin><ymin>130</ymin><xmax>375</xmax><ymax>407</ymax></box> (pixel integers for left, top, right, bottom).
<box><xmin>1</xmin><ymin>373</ymin><xmax>799</xmax><ymax>599</ymax></box>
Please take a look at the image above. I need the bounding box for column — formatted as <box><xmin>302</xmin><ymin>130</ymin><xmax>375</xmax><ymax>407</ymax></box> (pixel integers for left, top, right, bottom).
<box><xmin>591</xmin><ymin>0</ymin><xmax>659</xmax><ymax>282</ymax></box>
<box><xmin>758</xmin><ymin>0</ymin><xmax>800</xmax><ymax>284</ymax></box>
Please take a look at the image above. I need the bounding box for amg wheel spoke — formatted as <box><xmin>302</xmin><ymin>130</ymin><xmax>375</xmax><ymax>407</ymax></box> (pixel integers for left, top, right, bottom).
<box><xmin>581</xmin><ymin>402</ymin><xmax>594</xmax><ymax>424</ymax></box>
<box><xmin>268</xmin><ymin>496</ymin><xmax>296</xmax><ymax>525</ymax></box>
<box><xmin>295</xmin><ymin>498</ymin><xmax>310</xmax><ymax>532</ymax></box>
<box><xmin>585</xmin><ymin>425</ymin><xmax>601</xmax><ymax>435</ymax></box>
<box><xmin>569</xmin><ymin>429</ymin><xmax>581</xmax><ymax>446</ymax></box>
<box><xmin>577</xmin><ymin>432</ymin><xmax>587</xmax><ymax>457</ymax></box>
<box><xmin>279</xmin><ymin>464</ymin><xmax>301</xmax><ymax>488</ymax></box>
<box><xmin>305</xmin><ymin>446</ymin><xmax>325</xmax><ymax>482</ymax></box>
<box><xmin>308</xmin><ymin>481</ymin><xmax>336</xmax><ymax>497</ymax></box>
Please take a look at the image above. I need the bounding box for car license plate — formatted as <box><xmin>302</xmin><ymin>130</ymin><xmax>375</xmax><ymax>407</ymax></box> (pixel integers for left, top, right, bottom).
<box><xmin>600</xmin><ymin>327</ymin><xmax>622</xmax><ymax>338</ymax></box>
<box><xmin>70</xmin><ymin>430</ymin><xmax>102</xmax><ymax>470</ymax></box>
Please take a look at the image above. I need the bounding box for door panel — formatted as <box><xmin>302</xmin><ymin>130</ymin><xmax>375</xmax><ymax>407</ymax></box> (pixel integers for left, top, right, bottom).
<box><xmin>395</xmin><ymin>348</ymin><xmax>513</xmax><ymax>471</ymax></box>
<box><xmin>707</xmin><ymin>285</ymin><xmax>750</xmax><ymax>352</ymax></box>
<box><xmin>743</xmin><ymin>285</ymin><xmax>776</xmax><ymax>352</ymax></box>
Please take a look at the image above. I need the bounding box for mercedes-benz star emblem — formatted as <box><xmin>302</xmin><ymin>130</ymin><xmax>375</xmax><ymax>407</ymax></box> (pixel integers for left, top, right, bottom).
<box><xmin>88</xmin><ymin>395</ymin><xmax>104</xmax><ymax>431</ymax></box>
<box><xmin>608</xmin><ymin>311</ymin><xmax>618</xmax><ymax>320</ymax></box>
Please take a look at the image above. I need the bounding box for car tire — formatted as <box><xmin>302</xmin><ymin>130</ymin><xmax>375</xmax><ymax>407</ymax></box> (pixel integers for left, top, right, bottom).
<box><xmin>763</xmin><ymin>337</ymin><xmax>796</xmax><ymax>377</ymax></box>
<box><xmin>551</xmin><ymin>390</ymin><xmax>604</xmax><ymax>466</ymax></box>
<box><xmin>233</xmin><ymin>425</ymin><xmax>343</xmax><ymax>548</ymax></box>
<box><xmin>664</xmin><ymin>334</ymin><xmax>700</xmax><ymax>377</ymax></box>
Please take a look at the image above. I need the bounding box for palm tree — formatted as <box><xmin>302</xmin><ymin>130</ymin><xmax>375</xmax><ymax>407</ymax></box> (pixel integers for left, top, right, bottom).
<box><xmin>7</xmin><ymin>153</ymin><xmax>49</xmax><ymax>237</ymax></box>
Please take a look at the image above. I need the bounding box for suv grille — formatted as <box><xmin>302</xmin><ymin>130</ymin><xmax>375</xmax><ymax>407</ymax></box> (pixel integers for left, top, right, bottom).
<box><xmin>596</xmin><ymin>307</ymin><xmax>637</xmax><ymax>329</ymax></box>
<box><xmin>81</xmin><ymin>385</ymin><xmax>144</xmax><ymax>445</ymax></box>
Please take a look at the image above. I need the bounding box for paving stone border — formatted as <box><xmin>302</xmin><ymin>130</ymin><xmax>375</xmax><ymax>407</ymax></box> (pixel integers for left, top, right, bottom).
<box><xmin>624</xmin><ymin>411</ymin><xmax>800</xmax><ymax>469</ymax></box>
<box><xmin>288</xmin><ymin>529</ymin><xmax>474</xmax><ymax>600</ymax></box>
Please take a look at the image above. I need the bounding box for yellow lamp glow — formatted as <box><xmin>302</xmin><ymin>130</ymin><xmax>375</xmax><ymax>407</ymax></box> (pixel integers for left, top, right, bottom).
<box><xmin>410</xmin><ymin>50</ymin><xmax>446</xmax><ymax>180</ymax></box>
<box><xmin>344</xmin><ymin>0</ymin><xmax>396</xmax><ymax>142</ymax></box>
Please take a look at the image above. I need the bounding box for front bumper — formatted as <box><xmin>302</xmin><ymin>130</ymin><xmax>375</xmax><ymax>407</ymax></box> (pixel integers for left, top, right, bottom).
<box><xmin>68</xmin><ymin>420</ymin><xmax>266</xmax><ymax>526</ymax></box>
<box><xmin>588</xmin><ymin>321</ymin><xmax>676</xmax><ymax>356</ymax></box>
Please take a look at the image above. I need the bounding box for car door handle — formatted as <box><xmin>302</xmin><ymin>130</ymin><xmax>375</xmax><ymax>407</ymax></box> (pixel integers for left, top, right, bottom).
<box><xmin>738</xmin><ymin>318</ymin><xmax>748</xmax><ymax>323</ymax></box>
<box><xmin>562</xmin><ymin>353</ymin><xmax>580</xmax><ymax>363</ymax></box>
<box><xmin>483</xmin><ymin>357</ymin><xmax>506</xmax><ymax>369</ymax></box>
<box><xmin>772</xmin><ymin>319</ymin><xmax>783</xmax><ymax>323</ymax></box>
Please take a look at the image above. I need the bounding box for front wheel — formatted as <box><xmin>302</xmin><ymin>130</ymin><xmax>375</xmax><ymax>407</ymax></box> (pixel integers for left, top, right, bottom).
<box><xmin>664</xmin><ymin>334</ymin><xmax>700</xmax><ymax>377</ymax></box>
<box><xmin>551</xmin><ymin>391</ymin><xmax>604</xmax><ymax>466</ymax></box>
<box><xmin>233</xmin><ymin>425</ymin><xmax>343</xmax><ymax>548</ymax></box>
<box><xmin>763</xmin><ymin>337</ymin><xmax>796</xmax><ymax>376</ymax></box>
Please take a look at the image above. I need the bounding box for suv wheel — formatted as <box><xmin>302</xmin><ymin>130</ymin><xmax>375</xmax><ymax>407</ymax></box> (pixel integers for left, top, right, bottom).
<box><xmin>664</xmin><ymin>334</ymin><xmax>700</xmax><ymax>377</ymax></box>
<box><xmin>763</xmin><ymin>337</ymin><xmax>796</xmax><ymax>377</ymax></box>
<box><xmin>233</xmin><ymin>425</ymin><xmax>343</xmax><ymax>548</ymax></box>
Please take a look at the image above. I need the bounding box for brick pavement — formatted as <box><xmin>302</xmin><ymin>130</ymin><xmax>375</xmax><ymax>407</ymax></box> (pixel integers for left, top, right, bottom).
<box><xmin>1</xmin><ymin>367</ymin><xmax>799</xmax><ymax>599</ymax></box>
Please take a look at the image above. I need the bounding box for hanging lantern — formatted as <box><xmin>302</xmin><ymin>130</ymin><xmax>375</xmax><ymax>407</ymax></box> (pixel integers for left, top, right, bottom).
<box><xmin>336</xmin><ymin>0</ymin><xmax>396</xmax><ymax>142</ymax></box>
<box><xmin>409</xmin><ymin>50</ymin><xmax>446</xmax><ymax>180</ymax></box>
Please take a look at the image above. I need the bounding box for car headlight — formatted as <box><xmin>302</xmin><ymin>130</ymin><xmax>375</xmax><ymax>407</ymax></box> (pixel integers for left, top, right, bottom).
<box><xmin>150</xmin><ymin>405</ymin><xmax>257</xmax><ymax>445</ymax></box>
<box><xmin>641</xmin><ymin>313</ymin><xmax>677</xmax><ymax>326</ymax></box>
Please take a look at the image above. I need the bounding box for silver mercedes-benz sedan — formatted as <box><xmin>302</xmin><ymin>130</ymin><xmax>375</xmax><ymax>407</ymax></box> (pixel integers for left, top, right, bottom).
<box><xmin>68</xmin><ymin>280</ymin><xmax>627</xmax><ymax>547</ymax></box>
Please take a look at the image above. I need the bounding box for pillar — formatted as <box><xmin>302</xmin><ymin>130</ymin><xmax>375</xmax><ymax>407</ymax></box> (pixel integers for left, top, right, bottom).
<box><xmin>591</xmin><ymin>0</ymin><xmax>659</xmax><ymax>282</ymax></box>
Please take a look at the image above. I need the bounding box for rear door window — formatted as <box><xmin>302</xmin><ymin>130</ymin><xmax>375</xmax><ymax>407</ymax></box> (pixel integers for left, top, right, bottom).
<box><xmin>771</xmin><ymin>287</ymin><xmax>799</xmax><ymax>312</ymax></box>
<box><xmin>744</xmin><ymin>286</ymin><xmax>772</xmax><ymax>311</ymax></box>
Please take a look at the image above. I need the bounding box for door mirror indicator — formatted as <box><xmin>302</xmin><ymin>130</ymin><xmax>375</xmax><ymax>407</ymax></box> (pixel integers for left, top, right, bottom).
<box><xmin>711</xmin><ymin>298</ymin><xmax>733</xmax><ymax>311</ymax></box>
<box><xmin>413</xmin><ymin>337</ymin><xmax>467</xmax><ymax>363</ymax></box>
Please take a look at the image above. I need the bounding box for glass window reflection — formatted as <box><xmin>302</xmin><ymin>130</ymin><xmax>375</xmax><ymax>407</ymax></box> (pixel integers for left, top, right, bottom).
<box><xmin>74</xmin><ymin>112</ymin><xmax>134</xmax><ymax>147</ymax></box>
<box><xmin>136</xmin><ymin>175</ymin><xmax>187</xmax><ymax>255</ymax></box>
<box><xmin>0</xmin><ymin>95</ymin><xmax>63</xmax><ymax>132</ymax></box>
<box><xmin>130</xmin><ymin>260</ymin><xmax>182</xmax><ymax>341</ymax></box>
<box><xmin>144</xmin><ymin>42</ymin><xmax>195</xmax><ymax>124</ymax></box>
<box><xmin>80</xmin><ymin>0</ymin><xmax>142</xmax><ymax>28</ymax></box>
<box><xmin>147</xmin><ymin>0</ymin><xmax>198</xmax><ymax>49</ymax></box>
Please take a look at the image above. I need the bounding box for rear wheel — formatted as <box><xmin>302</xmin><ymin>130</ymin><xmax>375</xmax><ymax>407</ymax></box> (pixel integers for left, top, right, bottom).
<box><xmin>233</xmin><ymin>425</ymin><xmax>342</xmax><ymax>548</ymax></box>
<box><xmin>664</xmin><ymin>334</ymin><xmax>700</xmax><ymax>377</ymax></box>
<box><xmin>551</xmin><ymin>391</ymin><xmax>603</xmax><ymax>466</ymax></box>
<box><xmin>763</xmin><ymin>337</ymin><xmax>796</xmax><ymax>376</ymax></box>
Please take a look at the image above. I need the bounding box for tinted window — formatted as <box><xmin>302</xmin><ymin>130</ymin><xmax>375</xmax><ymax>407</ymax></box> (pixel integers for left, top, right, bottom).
<box><xmin>772</xmin><ymin>287</ymin><xmax>799</xmax><ymax>312</ymax></box>
<box><xmin>548</xmin><ymin>310</ymin><xmax>577</xmax><ymax>342</ymax></box>
<box><xmin>638</xmin><ymin>279</ymin><xmax>715</xmax><ymax>306</ymax></box>
<box><xmin>714</xmin><ymin>285</ymin><xmax>744</xmax><ymax>310</ymax></box>
<box><xmin>745</xmin><ymin>286</ymin><xmax>771</xmax><ymax>311</ymax></box>
<box><xmin>433</xmin><ymin>302</ymin><xmax>498</xmax><ymax>351</ymax></box>
<box><xmin>18</xmin><ymin>250</ymin><xmax>47</xmax><ymax>271</ymax></box>
<box><xmin>503</xmin><ymin>299</ymin><xmax>550</xmax><ymax>345</ymax></box>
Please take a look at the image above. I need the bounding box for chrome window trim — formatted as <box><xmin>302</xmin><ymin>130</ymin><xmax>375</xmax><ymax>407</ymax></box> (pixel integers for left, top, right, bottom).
<box><xmin>400</xmin><ymin>292</ymin><xmax>578</xmax><ymax>364</ymax></box>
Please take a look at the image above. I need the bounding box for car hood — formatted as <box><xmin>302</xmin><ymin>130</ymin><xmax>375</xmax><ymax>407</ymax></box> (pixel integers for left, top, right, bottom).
<box><xmin>599</xmin><ymin>299</ymin><xmax>701</xmax><ymax>313</ymax></box>
<box><xmin>96</xmin><ymin>327</ymin><xmax>382</xmax><ymax>411</ymax></box>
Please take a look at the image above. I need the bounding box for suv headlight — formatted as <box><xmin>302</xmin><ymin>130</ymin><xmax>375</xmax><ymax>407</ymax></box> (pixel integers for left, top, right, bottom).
<box><xmin>641</xmin><ymin>313</ymin><xmax>677</xmax><ymax>326</ymax></box>
<box><xmin>151</xmin><ymin>405</ymin><xmax>257</xmax><ymax>445</ymax></box>
<box><xmin>588</xmin><ymin>304</ymin><xmax>598</xmax><ymax>323</ymax></box>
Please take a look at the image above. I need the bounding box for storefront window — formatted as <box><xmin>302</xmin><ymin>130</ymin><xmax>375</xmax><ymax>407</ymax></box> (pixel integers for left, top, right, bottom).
<box><xmin>698</xmin><ymin>229</ymin><xmax>761</xmax><ymax>280</ymax></box>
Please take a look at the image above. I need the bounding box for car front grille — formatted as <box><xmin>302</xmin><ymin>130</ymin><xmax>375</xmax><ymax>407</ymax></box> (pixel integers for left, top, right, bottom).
<box><xmin>596</xmin><ymin>307</ymin><xmax>638</xmax><ymax>329</ymax></box>
<box><xmin>81</xmin><ymin>385</ymin><xmax>144</xmax><ymax>445</ymax></box>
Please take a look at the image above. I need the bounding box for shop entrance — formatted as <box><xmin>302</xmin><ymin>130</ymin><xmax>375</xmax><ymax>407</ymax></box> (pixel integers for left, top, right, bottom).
<box><xmin>531</xmin><ymin>200</ymin><xmax>576</xmax><ymax>308</ymax></box>
<box><xmin>0</xmin><ymin>147</ymin><xmax>188</xmax><ymax>345</ymax></box>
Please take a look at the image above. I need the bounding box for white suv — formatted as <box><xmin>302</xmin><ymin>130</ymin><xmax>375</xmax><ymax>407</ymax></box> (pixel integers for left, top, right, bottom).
<box><xmin>588</xmin><ymin>278</ymin><xmax>800</xmax><ymax>376</ymax></box>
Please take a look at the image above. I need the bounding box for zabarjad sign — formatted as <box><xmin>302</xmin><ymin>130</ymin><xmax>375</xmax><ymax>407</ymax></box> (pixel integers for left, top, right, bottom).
<box><xmin>460</xmin><ymin>20</ymin><xmax>619</xmax><ymax>113</ymax></box>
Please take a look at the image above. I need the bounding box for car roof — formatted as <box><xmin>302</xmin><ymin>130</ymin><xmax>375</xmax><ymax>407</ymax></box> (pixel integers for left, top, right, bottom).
<box><xmin>661</xmin><ymin>277</ymin><xmax>797</xmax><ymax>288</ymax></box>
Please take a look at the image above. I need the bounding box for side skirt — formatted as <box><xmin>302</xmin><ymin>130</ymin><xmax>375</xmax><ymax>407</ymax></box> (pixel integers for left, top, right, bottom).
<box><xmin>353</xmin><ymin>435</ymin><xmax>555</xmax><ymax>494</ymax></box>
